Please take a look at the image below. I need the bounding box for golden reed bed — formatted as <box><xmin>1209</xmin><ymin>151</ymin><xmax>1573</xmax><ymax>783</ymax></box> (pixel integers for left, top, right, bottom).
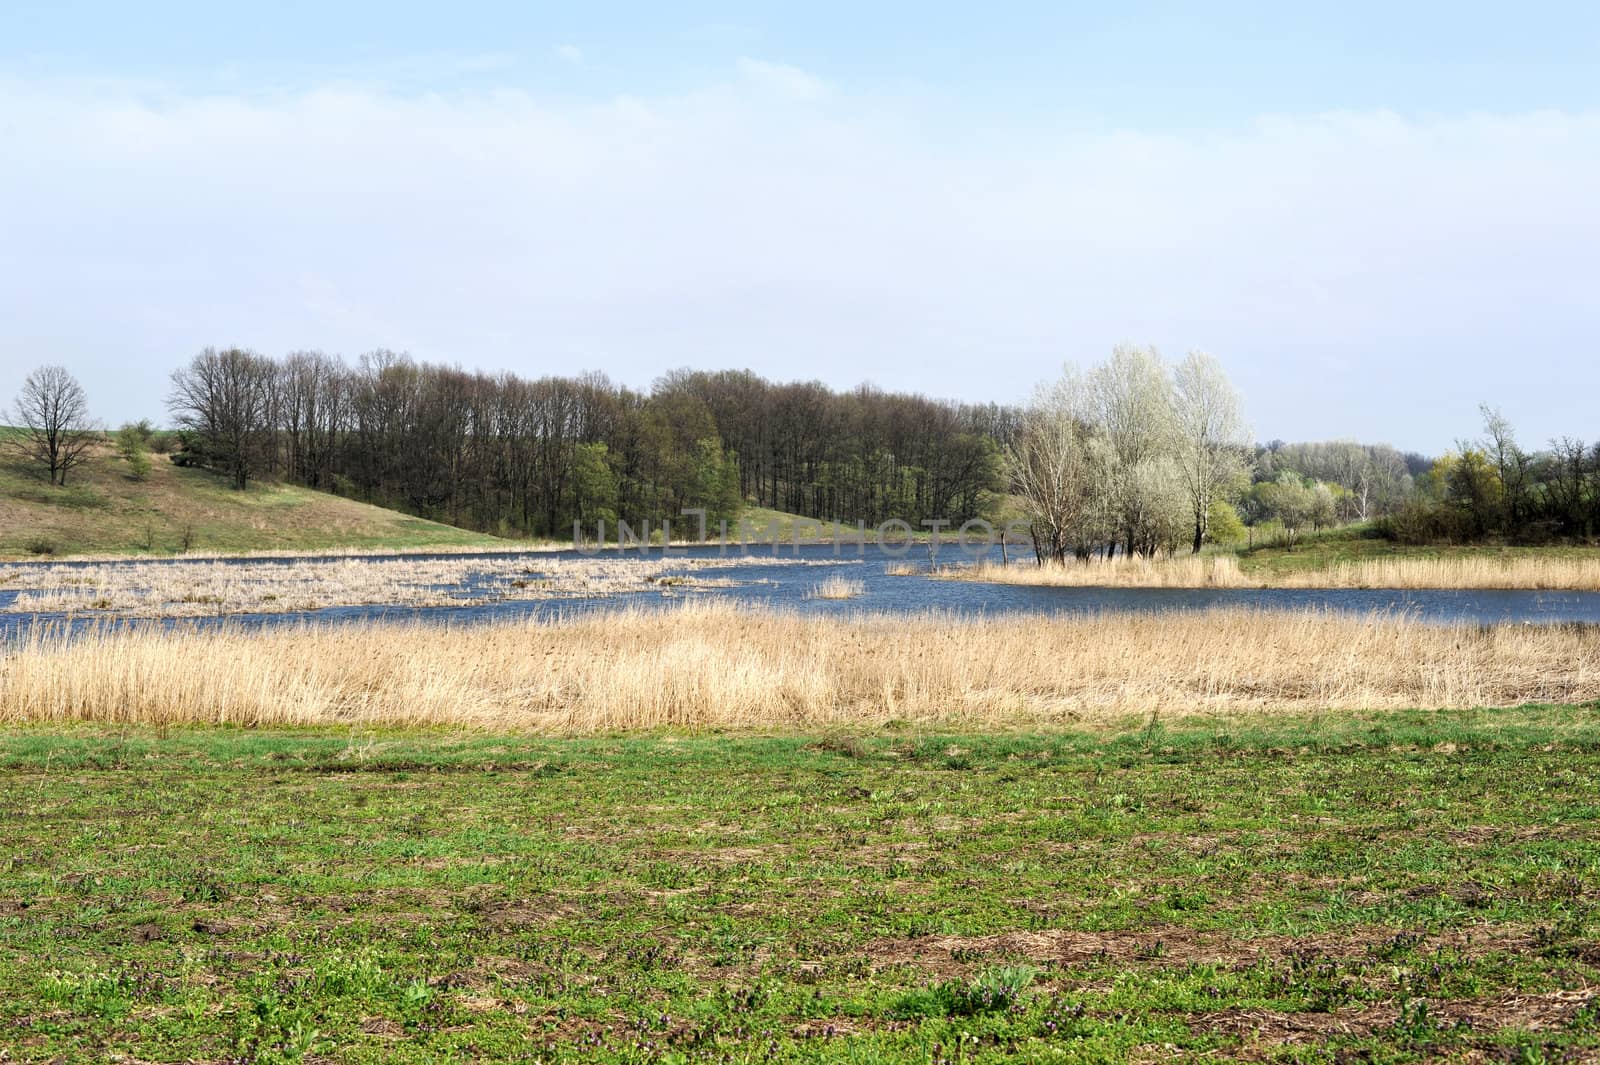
<box><xmin>3</xmin><ymin>603</ymin><xmax>1597</xmax><ymax>731</ymax></box>
<box><xmin>944</xmin><ymin>554</ymin><xmax>1600</xmax><ymax>590</ymax></box>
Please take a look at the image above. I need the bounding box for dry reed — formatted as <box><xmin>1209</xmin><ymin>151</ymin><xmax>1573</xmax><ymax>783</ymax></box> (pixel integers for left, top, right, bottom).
<box><xmin>808</xmin><ymin>576</ymin><xmax>867</xmax><ymax>599</ymax></box>
<box><xmin>4</xmin><ymin>602</ymin><xmax>1596</xmax><ymax>731</ymax></box>
<box><xmin>0</xmin><ymin>555</ymin><xmax>856</xmax><ymax>617</ymax></box>
<box><xmin>947</xmin><ymin>554</ymin><xmax>1600</xmax><ymax>591</ymax></box>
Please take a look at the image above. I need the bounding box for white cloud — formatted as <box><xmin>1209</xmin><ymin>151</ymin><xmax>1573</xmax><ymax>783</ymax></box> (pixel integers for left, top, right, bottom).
<box><xmin>0</xmin><ymin>74</ymin><xmax>1597</xmax><ymax>449</ymax></box>
<box><xmin>736</xmin><ymin>57</ymin><xmax>829</xmax><ymax>101</ymax></box>
<box><xmin>556</xmin><ymin>44</ymin><xmax>584</xmax><ymax>67</ymax></box>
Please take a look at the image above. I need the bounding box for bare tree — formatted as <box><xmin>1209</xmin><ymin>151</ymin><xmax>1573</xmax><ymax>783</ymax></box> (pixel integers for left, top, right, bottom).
<box><xmin>1006</xmin><ymin>371</ymin><xmax>1111</xmax><ymax>563</ymax></box>
<box><xmin>9</xmin><ymin>365</ymin><xmax>99</xmax><ymax>485</ymax></box>
<box><xmin>1478</xmin><ymin>404</ymin><xmax>1530</xmax><ymax>533</ymax></box>
<box><xmin>1171</xmin><ymin>351</ymin><xmax>1251</xmax><ymax>552</ymax></box>
<box><xmin>279</xmin><ymin>350</ymin><xmax>348</xmax><ymax>488</ymax></box>
<box><xmin>168</xmin><ymin>347</ymin><xmax>277</xmax><ymax>489</ymax></box>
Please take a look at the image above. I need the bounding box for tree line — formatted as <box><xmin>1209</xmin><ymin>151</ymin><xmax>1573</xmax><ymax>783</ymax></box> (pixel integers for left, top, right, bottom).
<box><xmin>11</xmin><ymin>355</ymin><xmax>1597</xmax><ymax>552</ymax></box>
<box><xmin>1006</xmin><ymin>349</ymin><xmax>1600</xmax><ymax>559</ymax></box>
<box><xmin>161</xmin><ymin>348</ymin><xmax>1011</xmax><ymax>537</ymax></box>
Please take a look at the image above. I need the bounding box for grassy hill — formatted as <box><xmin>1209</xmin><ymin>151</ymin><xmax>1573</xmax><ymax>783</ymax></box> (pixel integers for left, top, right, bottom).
<box><xmin>0</xmin><ymin>436</ymin><xmax>503</xmax><ymax>559</ymax></box>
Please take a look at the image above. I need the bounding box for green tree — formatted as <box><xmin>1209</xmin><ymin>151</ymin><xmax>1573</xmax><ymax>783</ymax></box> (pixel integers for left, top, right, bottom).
<box><xmin>1206</xmin><ymin>498</ymin><xmax>1247</xmax><ymax>545</ymax></box>
<box><xmin>571</xmin><ymin>442</ymin><xmax>619</xmax><ymax>529</ymax></box>
<box><xmin>688</xmin><ymin>437</ymin><xmax>742</xmax><ymax>530</ymax></box>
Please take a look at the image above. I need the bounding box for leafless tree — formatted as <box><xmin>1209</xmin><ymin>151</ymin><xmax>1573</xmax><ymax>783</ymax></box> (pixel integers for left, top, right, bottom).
<box><xmin>279</xmin><ymin>350</ymin><xmax>348</xmax><ymax>488</ymax></box>
<box><xmin>9</xmin><ymin>365</ymin><xmax>99</xmax><ymax>485</ymax></box>
<box><xmin>1479</xmin><ymin>404</ymin><xmax>1531</xmax><ymax>533</ymax></box>
<box><xmin>1006</xmin><ymin>372</ymin><xmax>1111</xmax><ymax>563</ymax></box>
<box><xmin>167</xmin><ymin>347</ymin><xmax>277</xmax><ymax>489</ymax></box>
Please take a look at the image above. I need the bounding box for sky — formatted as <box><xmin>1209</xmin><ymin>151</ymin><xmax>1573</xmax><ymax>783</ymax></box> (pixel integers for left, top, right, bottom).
<box><xmin>2</xmin><ymin>2</ymin><xmax>1598</xmax><ymax>452</ymax></box>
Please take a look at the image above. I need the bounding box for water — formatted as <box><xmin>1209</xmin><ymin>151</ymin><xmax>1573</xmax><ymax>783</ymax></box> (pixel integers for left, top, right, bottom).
<box><xmin>5</xmin><ymin>542</ymin><xmax>1600</xmax><ymax>640</ymax></box>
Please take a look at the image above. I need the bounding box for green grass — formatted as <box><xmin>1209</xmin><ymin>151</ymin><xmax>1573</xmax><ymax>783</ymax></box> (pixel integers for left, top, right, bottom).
<box><xmin>1235</xmin><ymin>523</ymin><xmax>1600</xmax><ymax>579</ymax></box>
<box><xmin>0</xmin><ymin>438</ymin><xmax>504</xmax><ymax>559</ymax></box>
<box><xmin>4</xmin><ymin>707</ymin><xmax>1600</xmax><ymax>1062</ymax></box>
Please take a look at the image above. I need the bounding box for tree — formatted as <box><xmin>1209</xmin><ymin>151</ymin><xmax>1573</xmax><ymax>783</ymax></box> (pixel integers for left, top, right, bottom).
<box><xmin>9</xmin><ymin>366</ymin><xmax>99</xmax><ymax>486</ymax></box>
<box><xmin>167</xmin><ymin>347</ymin><xmax>277</xmax><ymax>489</ymax></box>
<box><xmin>1006</xmin><ymin>371</ymin><xmax>1111</xmax><ymax>563</ymax></box>
<box><xmin>1171</xmin><ymin>350</ymin><xmax>1251</xmax><ymax>552</ymax></box>
<box><xmin>117</xmin><ymin>421</ymin><xmax>152</xmax><ymax>482</ymax></box>
<box><xmin>1259</xmin><ymin>473</ymin><xmax>1315</xmax><ymax>547</ymax></box>
<box><xmin>1478</xmin><ymin>404</ymin><xmax>1530</xmax><ymax>535</ymax></box>
<box><xmin>1087</xmin><ymin>344</ymin><xmax>1176</xmax><ymax>557</ymax></box>
<box><xmin>1206</xmin><ymin>498</ymin><xmax>1247</xmax><ymax>545</ymax></box>
<box><xmin>1441</xmin><ymin>449</ymin><xmax>1501</xmax><ymax>539</ymax></box>
<box><xmin>571</xmin><ymin>442</ymin><xmax>619</xmax><ymax>528</ymax></box>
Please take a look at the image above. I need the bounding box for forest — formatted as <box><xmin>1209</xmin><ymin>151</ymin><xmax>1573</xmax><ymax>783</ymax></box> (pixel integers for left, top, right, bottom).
<box><xmin>157</xmin><ymin>348</ymin><xmax>1011</xmax><ymax>538</ymax></box>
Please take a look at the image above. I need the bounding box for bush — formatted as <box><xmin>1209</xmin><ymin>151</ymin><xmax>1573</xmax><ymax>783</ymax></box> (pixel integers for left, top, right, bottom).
<box><xmin>24</xmin><ymin>536</ymin><xmax>56</xmax><ymax>556</ymax></box>
<box><xmin>124</xmin><ymin>449</ymin><xmax>151</xmax><ymax>481</ymax></box>
<box><xmin>1378</xmin><ymin>501</ymin><xmax>1468</xmax><ymax>545</ymax></box>
<box><xmin>117</xmin><ymin>420</ymin><xmax>154</xmax><ymax>449</ymax></box>
<box><xmin>116</xmin><ymin>424</ymin><xmax>153</xmax><ymax>482</ymax></box>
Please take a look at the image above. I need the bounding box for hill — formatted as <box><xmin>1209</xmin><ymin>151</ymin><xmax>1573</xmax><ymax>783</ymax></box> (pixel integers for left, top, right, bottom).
<box><xmin>0</xmin><ymin>435</ymin><xmax>503</xmax><ymax>559</ymax></box>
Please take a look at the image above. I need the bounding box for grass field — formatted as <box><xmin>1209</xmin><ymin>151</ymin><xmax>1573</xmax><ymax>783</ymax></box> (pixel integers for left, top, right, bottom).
<box><xmin>0</xmin><ymin>438</ymin><xmax>501</xmax><ymax>559</ymax></box>
<box><xmin>2</xmin><ymin>712</ymin><xmax>1598</xmax><ymax>1062</ymax></box>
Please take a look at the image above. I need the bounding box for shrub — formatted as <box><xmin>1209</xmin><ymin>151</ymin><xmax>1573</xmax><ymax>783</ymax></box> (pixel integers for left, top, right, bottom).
<box><xmin>117</xmin><ymin>420</ymin><xmax>154</xmax><ymax>449</ymax></box>
<box><xmin>1378</xmin><ymin>501</ymin><xmax>1468</xmax><ymax>545</ymax></box>
<box><xmin>125</xmin><ymin>449</ymin><xmax>151</xmax><ymax>481</ymax></box>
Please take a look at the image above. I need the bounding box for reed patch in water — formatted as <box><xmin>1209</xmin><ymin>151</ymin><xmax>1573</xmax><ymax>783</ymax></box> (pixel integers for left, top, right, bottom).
<box><xmin>945</xmin><ymin>554</ymin><xmax>1600</xmax><ymax>590</ymax></box>
<box><xmin>808</xmin><ymin>576</ymin><xmax>867</xmax><ymax>600</ymax></box>
<box><xmin>0</xmin><ymin>555</ymin><xmax>858</xmax><ymax>617</ymax></box>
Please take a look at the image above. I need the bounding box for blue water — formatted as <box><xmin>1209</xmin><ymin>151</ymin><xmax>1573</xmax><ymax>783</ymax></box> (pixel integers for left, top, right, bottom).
<box><xmin>5</xmin><ymin>542</ymin><xmax>1600</xmax><ymax>640</ymax></box>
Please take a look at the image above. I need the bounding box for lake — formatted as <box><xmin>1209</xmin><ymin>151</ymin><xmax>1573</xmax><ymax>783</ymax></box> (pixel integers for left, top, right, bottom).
<box><xmin>5</xmin><ymin>542</ymin><xmax>1600</xmax><ymax>640</ymax></box>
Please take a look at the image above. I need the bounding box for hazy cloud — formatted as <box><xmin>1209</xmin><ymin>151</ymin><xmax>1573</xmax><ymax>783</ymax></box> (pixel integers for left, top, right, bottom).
<box><xmin>0</xmin><ymin>71</ymin><xmax>1596</xmax><ymax>449</ymax></box>
<box><xmin>736</xmin><ymin>58</ymin><xmax>830</xmax><ymax>101</ymax></box>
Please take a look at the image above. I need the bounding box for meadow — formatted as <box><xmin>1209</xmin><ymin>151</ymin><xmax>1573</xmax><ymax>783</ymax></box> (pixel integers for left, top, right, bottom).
<box><xmin>2</xmin><ymin>715</ymin><xmax>1598</xmax><ymax>1062</ymax></box>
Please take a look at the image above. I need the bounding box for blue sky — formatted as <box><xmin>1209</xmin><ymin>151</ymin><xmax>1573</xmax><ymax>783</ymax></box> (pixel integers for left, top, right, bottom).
<box><xmin>2</xmin><ymin>2</ymin><xmax>1598</xmax><ymax>450</ymax></box>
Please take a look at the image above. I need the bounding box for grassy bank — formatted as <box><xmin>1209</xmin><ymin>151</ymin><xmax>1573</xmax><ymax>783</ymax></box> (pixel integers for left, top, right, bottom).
<box><xmin>2</xmin><ymin>716</ymin><xmax>1598</xmax><ymax>1062</ymax></box>
<box><xmin>1238</xmin><ymin>526</ymin><xmax>1600</xmax><ymax>579</ymax></box>
<box><xmin>0</xmin><ymin>438</ymin><xmax>502</xmax><ymax>559</ymax></box>
<box><xmin>5</xmin><ymin>603</ymin><xmax>1600</xmax><ymax>729</ymax></box>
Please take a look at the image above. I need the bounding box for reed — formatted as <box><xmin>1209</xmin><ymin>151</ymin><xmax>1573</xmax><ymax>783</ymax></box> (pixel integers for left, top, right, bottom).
<box><xmin>0</xmin><ymin>554</ymin><xmax>855</xmax><ymax>617</ymax></box>
<box><xmin>4</xmin><ymin>603</ymin><xmax>1596</xmax><ymax>731</ymax></box>
<box><xmin>807</xmin><ymin>576</ymin><xmax>867</xmax><ymax>599</ymax></box>
<box><xmin>946</xmin><ymin>553</ymin><xmax>1600</xmax><ymax>590</ymax></box>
